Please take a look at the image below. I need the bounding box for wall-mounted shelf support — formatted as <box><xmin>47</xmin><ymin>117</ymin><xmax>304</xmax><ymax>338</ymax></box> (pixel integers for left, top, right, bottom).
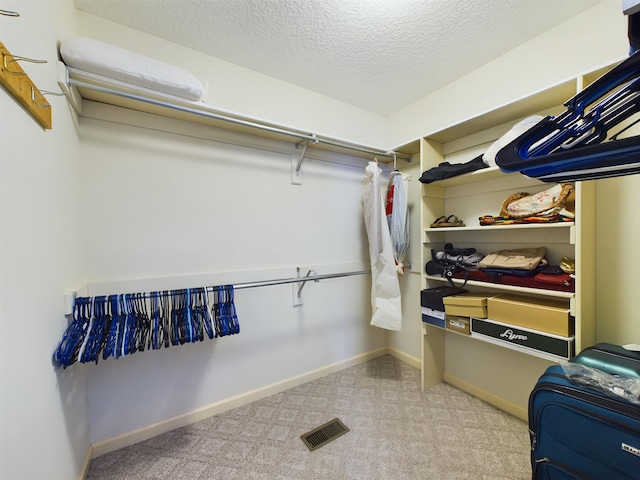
<box><xmin>297</xmin><ymin>268</ymin><xmax>318</xmax><ymax>296</ymax></box>
<box><xmin>296</xmin><ymin>138</ymin><xmax>312</xmax><ymax>173</ymax></box>
<box><xmin>291</xmin><ymin>136</ymin><xmax>318</xmax><ymax>185</ymax></box>
<box><xmin>0</xmin><ymin>41</ymin><xmax>52</xmax><ymax>129</ymax></box>
<box><xmin>292</xmin><ymin>267</ymin><xmax>318</xmax><ymax>306</ymax></box>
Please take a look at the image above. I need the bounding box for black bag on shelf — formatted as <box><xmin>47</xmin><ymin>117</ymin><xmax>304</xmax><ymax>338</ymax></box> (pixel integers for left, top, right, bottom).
<box><xmin>418</xmin><ymin>155</ymin><xmax>488</xmax><ymax>184</ymax></box>
<box><xmin>426</xmin><ymin>244</ymin><xmax>481</xmax><ymax>286</ymax></box>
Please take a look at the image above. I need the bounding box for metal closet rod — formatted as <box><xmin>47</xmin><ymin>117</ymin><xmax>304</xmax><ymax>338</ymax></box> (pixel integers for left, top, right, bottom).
<box><xmin>75</xmin><ymin>269</ymin><xmax>370</xmax><ymax>300</ymax></box>
<box><xmin>235</xmin><ymin>269</ymin><xmax>370</xmax><ymax>290</ymax></box>
<box><xmin>67</xmin><ymin>76</ymin><xmax>409</xmax><ymax>162</ymax></box>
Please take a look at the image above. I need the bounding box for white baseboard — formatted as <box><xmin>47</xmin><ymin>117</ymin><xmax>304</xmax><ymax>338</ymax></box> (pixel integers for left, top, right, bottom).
<box><xmin>387</xmin><ymin>347</ymin><xmax>421</xmax><ymax>370</ymax></box>
<box><xmin>78</xmin><ymin>444</ymin><xmax>92</xmax><ymax>480</ymax></box>
<box><xmin>91</xmin><ymin>347</ymin><xmax>390</xmax><ymax>458</ymax></box>
<box><xmin>444</xmin><ymin>372</ymin><xmax>528</xmax><ymax>422</ymax></box>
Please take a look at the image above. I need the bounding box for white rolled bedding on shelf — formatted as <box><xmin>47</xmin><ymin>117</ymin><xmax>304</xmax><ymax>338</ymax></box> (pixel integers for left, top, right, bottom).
<box><xmin>59</xmin><ymin>37</ymin><xmax>206</xmax><ymax>102</ymax></box>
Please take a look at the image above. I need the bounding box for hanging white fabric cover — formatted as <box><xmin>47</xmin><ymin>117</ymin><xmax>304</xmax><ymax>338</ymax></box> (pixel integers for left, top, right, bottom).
<box><xmin>385</xmin><ymin>170</ymin><xmax>410</xmax><ymax>274</ymax></box>
<box><xmin>363</xmin><ymin>161</ymin><xmax>402</xmax><ymax>331</ymax></box>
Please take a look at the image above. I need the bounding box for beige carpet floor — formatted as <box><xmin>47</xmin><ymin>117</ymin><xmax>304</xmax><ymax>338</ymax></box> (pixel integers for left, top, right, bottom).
<box><xmin>87</xmin><ymin>355</ymin><xmax>532</xmax><ymax>479</ymax></box>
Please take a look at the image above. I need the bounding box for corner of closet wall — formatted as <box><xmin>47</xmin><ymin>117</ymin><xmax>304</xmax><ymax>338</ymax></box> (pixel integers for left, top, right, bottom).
<box><xmin>386</xmin><ymin>153</ymin><xmax>423</xmax><ymax>366</ymax></box>
<box><xmin>594</xmin><ymin>143</ymin><xmax>640</xmax><ymax>344</ymax></box>
<box><xmin>1</xmin><ymin>1</ymin><xmax>90</xmax><ymax>480</ymax></box>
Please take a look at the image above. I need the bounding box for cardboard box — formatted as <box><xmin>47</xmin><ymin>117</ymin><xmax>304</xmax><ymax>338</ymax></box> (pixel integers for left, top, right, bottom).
<box><xmin>446</xmin><ymin>315</ymin><xmax>471</xmax><ymax>335</ymax></box>
<box><xmin>487</xmin><ymin>294</ymin><xmax>573</xmax><ymax>336</ymax></box>
<box><xmin>421</xmin><ymin>307</ymin><xmax>446</xmax><ymax>329</ymax></box>
<box><xmin>421</xmin><ymin>286</ymin><xmax>467</xmax><ymax>311</ymax></box>
<box><xmin>443</xmin><ymin>292</ymin><xmax>491</xmax><ymax>318</ymax></box>
<box><xmin>471</xmin><ymin>317</ymin><xmax>574</xmax><ymax>360</ymax></box>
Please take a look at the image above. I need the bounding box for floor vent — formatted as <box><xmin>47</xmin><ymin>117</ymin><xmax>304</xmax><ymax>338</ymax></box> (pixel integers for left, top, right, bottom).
<box><xmin>300</xmin><ymin>418</ymin><xmax>349</xmax><ymax>452</ymax></box>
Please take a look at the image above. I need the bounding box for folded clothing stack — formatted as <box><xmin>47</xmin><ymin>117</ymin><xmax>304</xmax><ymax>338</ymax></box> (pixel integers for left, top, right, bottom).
<box><xmin>480</xmin><ymin>182</ymin><xmax>575</xmax><ymax>226</ymax></box>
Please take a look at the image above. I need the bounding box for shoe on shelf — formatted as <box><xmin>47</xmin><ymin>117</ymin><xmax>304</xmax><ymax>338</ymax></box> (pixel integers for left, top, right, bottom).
<box><xmin>430</xmin><ymin>214</ymin><xmax>465</xmax><ymax>228</ymax></box>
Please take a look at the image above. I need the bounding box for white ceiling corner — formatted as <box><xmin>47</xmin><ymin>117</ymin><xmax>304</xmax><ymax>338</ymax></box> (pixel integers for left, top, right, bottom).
<box><xmin>73</xmin><ymin>0</ymin><xmax>601</xmax><ymax>116</ymax></box>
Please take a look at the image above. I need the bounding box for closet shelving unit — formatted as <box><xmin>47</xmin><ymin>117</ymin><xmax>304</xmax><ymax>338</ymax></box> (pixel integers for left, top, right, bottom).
<box><xmin>395</xmin><ymin>61</ymin><xmax>619</xmax><ymax>420</ymax></box>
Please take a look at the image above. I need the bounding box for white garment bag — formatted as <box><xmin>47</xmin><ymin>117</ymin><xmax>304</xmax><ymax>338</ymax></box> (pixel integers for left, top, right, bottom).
<box><xmin>363</xmin><ymin>161</ymin><xmax>402</xmax><ymax>331</ymax></box>
<box><xmin>386</xmin><ymin>170</ymin><xmax>410</xmax><ymax>274</ymax></box>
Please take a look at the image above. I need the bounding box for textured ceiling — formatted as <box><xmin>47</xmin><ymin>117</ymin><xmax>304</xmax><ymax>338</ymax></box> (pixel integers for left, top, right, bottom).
<box><xmin>73</xmin><ymin>0</ymin><xmax>600</xmax><ymax>116</ymax></box>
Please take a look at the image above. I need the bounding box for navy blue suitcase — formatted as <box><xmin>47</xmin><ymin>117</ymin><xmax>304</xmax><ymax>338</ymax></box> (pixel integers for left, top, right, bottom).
<box><xmin>529</xmin><ymin>364</ymin><xmax>640</xmax><ymax>479</ymax></box>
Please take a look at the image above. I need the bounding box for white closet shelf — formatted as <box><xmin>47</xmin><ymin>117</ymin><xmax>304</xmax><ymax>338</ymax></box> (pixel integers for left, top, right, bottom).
<box><xmin>56</xmin><ymin>62</ymin><xmax>407</xmax><ymax>163</ymax></box>
<box><xmin>421</xmin><ymin>323</ymin><xmax>573</xmax><ymax>364</ymax></box>
<box><xmin>424</xmin><ymin>222</ymin><xmax>574</xmax><ymax>233</ymax></box>
<box><xmin>424</xmin><ymin>275</ymin><xmax>575</xmax><ymax>299</ymax></box>
<box><xmin>420</xmin><ymin>166</ymin><xmax>507</xmax><ymax>186</ymax></box>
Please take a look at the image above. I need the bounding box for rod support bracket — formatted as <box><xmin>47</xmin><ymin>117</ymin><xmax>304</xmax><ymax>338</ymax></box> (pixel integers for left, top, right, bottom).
<box><xmin>292</xmin><ymin>267</ymin><xmax>317</xmax><ymax>306</ymax></box>
<box><xmin>291</xmin><ymin>135</ymin><xmax>318</xmax><ymax>185</ymax></box>
<box><xmin>297</xmin><ymin>269</ymin><xmax>318</xmax><ymax>297</ymax></box>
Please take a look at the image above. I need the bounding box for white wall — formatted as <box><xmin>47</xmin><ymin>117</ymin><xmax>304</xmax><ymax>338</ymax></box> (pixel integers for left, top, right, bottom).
<box><xmin>0</xmin><ymin>1</ymin><xmax>89</xmax><ymax>480</ymax></box>
<box><xmin>595</xmin><ymin>175</ymin><xmax>640</xmax><ymax>344</ymax></box>
<box><xmin>75</xmin><ymin>105</ymin><xmax>387</xmax><ymax>446</ymax></box>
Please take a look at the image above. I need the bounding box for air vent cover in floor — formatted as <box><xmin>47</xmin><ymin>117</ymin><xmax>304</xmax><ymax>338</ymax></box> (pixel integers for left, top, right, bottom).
<box><xmin>300</xmin><ymin>418</ymin><xmax>349</xmax><ymax>452</ymax></box>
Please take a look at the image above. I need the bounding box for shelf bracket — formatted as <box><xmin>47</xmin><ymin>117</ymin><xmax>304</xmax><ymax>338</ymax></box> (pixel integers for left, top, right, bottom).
<box><xmin>291</xmin><ymin>135</ymin><xmax>317</xmax><ymax>185</ymax></box>
<box><xmin>292</xmin><ymin>267</ymin><xmax>318</xmax><ymax>306</ymax></box>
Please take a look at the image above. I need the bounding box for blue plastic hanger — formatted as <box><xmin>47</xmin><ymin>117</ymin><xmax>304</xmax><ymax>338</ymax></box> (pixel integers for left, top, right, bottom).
<box><xmin>54</xmin><ymin>296</ymin><xmax>90</xmax><ymax>367</ymax></box>
<box><xmin>496</xmin><ymin>52</ymin><xmax>640</xmax><ymax>181</ymax></box>
<box><xmin>200</xmin><ymin>287</ymin><xmax>214</xmax><ymax>339</ymax></box>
